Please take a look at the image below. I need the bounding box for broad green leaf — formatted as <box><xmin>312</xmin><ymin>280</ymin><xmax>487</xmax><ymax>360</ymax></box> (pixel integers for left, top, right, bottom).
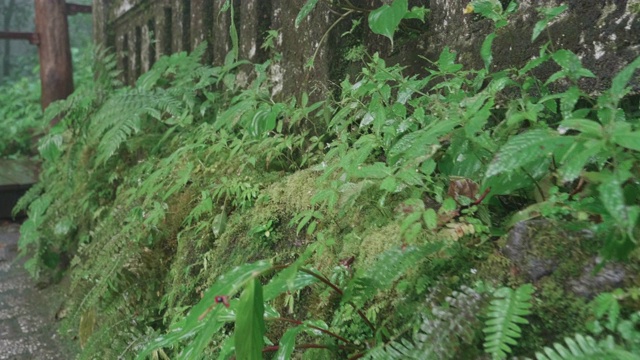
<box><xmin>137</xmin><ymin>260</ymin><xmax>273</xmax><ymax>359</ymax></box>
<box><xmin>388</xmin><ymin>119</ymin><xmax>458</xmax><ymax>165</ymax></box>
<box><xmin>263</xmin><ymin>270</ymin><xmax>318</xmax><ymax>302</ymax></box>
<box><xmin>217</xmin><ymin>336</ymin><xmax>235</xmax><ymax>360</ymax></box>
<box><xmin>368</xmin><ymin>0</ymin><xmax>408</xmax><ymax>47</ymax></box>
<box><xmin>612</xmin><ymin>130</ymin><xmax>640</xmax><ymax>151</ymax></box>
<box><xmin>558</xmin><ymin>119</ymin><xmax>603</xmax><ymax>137</ymax></box>
<box><xmin>558</xmin><ymin>140</ymin><xmax>604</xmax><ymax>182</ymax></box>
<box><xmin>396</xmin><ymin>169</ymin><xmax>424</xmax><ymax>186</ymax></box>
<box><xmin>235</xmin><ymin>278</ymin><xmax>266</xmax><ymax>360</ymax></box>
<box><xmin>551</xmin><ymin>50</ymin><xmax>582</xmax><ymax>70</ymax></box>
<box><xmin>598</xmin><ymin>173</ymin><xmax>637</xmax><ymax>237</ymax></box>
<box><xmin>560</xmin><ymin>86</ymin><xmax>581</xmax><ymax>119</ymax></box>
<box><xmin>485</xmin><ymin>129</ymin><xmax>569</xmax><ymax>177</ymax></box>
<box><xmin>295</xmin><ymin>0</ymin><xmax>319</xmax><ymax>28</ymax></box>
<box><xmin>212</xmin><ymin>211</ymin><xmax>228</xmax><ymax>238</ymax></box>
<box><xmin>275</xmin><ymin>326</ymin><xmax>305</xmax><ymax>360</ymax></box>
<box><xmin>547</xmin><ymin>50</ymin><xmax>595</xmax><ymax>83</ymax></box>
<box><xmin>481</xmin><ymin>33</ymin><xmax>496</xmax><ymax>70</ymax></box>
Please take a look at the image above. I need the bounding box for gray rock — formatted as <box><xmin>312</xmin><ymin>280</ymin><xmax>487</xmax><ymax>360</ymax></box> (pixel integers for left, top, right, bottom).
<box><xmin>502</xmin><ymin>220</ymin><xmax>629</xmax><ymax>299</ymax></box>
<box><xmin>570</xmin><ymin>257</ymin><xmax>626</xmax><ymax>298</ymax></box>
<box><xmin>502</xmin><ymin>220</ymin><xmax>559</xmax><ymax>282</ymax></box>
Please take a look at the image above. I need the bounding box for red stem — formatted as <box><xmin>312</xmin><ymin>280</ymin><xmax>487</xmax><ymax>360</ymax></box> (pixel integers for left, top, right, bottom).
<box><xmin>262</xmin><ymin>343</ymin><xmax>353</xmax><ymax>353</ymax></box>
<box><xmin>272</xmin><ymin>317</ymin><xmax>352</xmax><ymax>344</ymax></box>
<box><xmin>298</xmin><ymin>267</ymin><xmax>376</xmax><ymax>333</ymax></box>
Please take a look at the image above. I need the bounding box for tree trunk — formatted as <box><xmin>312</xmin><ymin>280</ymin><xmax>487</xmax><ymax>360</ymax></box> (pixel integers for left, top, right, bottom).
<box><xmin>34</xmin><ymin>0</ymin><xmax>74</xmax><ymax>119</ymax></box>
<box><xmin>2</xmin><ymin>0</ymin><xmax>17</xmax><ymax>77</ymax></box>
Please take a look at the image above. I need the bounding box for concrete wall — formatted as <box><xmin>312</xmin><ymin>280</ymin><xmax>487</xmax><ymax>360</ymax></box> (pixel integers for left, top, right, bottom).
<box><xmin>94</xmin><ymin>0</ymin><xmax>640</xmax><ymax>95</ymax></box>
<box><xmin>93</xmin><ymin>0</ymin><xmax>349</xmax><ymax>98</ymax></box>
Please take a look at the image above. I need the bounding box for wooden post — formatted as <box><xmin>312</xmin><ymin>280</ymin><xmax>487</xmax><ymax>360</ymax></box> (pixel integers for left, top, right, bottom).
<box><xmin>34</xmin><ymin>0</ymin><xmax>74</xmax><ymax>123</ymax></box>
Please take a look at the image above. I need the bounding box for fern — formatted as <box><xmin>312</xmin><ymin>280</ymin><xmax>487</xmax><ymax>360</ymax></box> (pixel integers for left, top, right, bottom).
<box><xmin>535</xmin><ymin>334</ymin><xmax>637</xmax><ymax>360</ymax></box>
<box><xmin>483</xmin><ymin>283</ymin><xmax>534</xmax><ymax>359</ymax></box>
<box><xmin>342</xmin><ymin>242</ymin><xmax>445</xmax><ymax>308</ymax></box>
<box><xmin>364</xmin><ymin>285</ymin><xmax>486</xmax><ymax>359</ymax></box>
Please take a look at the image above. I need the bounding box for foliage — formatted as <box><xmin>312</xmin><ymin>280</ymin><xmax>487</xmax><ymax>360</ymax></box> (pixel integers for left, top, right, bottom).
<box><xmin>534</xmin><ymin>334</ymin><xmax>636</xmax><ymax>360</ymax></box>
<box><xmin>0</xmin><ymin>44</ymin><xmax>95</xmax><ymax>158</ymax></box>
<box><xmin>0</xmin><ymin>74</ymin><xmax>42</xmax><ymax>157</ymax></box>
<box><xmin>11</xmin><ymin>2</ymin><xmax>640</xmax><ymax>360</ymax></box>
<box><xmin>483</xmin><ymin>284</ymin><xmax>533</xmax><ymax>359</ymax></box>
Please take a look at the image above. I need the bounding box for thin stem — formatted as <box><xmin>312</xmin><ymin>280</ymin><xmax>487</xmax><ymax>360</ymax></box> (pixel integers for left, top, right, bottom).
<box><xmin>299</xmin><ymin>267</ymin><xmax>343</xmax><ymax>294</ymax></box>
<box><xmin>307</xmin><ymin>10</ymin><xmax>355</xmax><ymax>70</ymax></box>
<box><xmin>298</xmin><ymin>267</ymin><xmax>376</xmax><ymax>333</ymax></box>
<box><xmin>270</xmin><ymin>317</ymin><xmax>352</xmax><ymax>344</ymax></box>
<box><xmin>262</xmin><ymin>343</ymin><xmax>354</xmax><ymax>353</ymax></box>
<box><xmin>520</xmin><ymin>166</ymin><xmax>546</xmax><ymax>201</ymax></box>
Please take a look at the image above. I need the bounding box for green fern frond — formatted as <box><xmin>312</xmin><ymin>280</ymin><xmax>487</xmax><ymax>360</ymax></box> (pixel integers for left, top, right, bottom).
<box><xmin>364</xmin><ymin>285</ymin><xmax>486</xmax><ymax>360</ymax></box>
<box><xmin>535</xmin><ymin>334</ymin><xmax>637</xmax><ymax>360</ymax></box>
<box><xmin>342</xmin><ymin>242</ymin><xmax>444</xmax><ymax>308</ymax></box>
<box><xmin>483</xmin><ymin>283</ymin><xmax>534</xmax><ymax>359</ymax></box>
<box><xmin>96</xmin><ymin>117</ymin><xmax>141</xmax><ymax>164</ymax></box>
<box><xmin>12</xmin><ymin>181</ymin><xmax>44</xmax><ymax>217</ymax></box>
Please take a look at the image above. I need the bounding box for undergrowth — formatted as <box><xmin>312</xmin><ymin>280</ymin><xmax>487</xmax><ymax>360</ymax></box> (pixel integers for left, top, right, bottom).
<box><xmin>13</xmin><ymin>0</ymin><xmax>640</xmax><ymax>359</ymax></box>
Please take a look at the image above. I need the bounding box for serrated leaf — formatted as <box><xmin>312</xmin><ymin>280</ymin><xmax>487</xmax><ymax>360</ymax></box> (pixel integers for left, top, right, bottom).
<box><xmin>558</xmin><ymin>140</ymin><xmax>603</xmax><ymax>182</ymax></box>
<box><xmin>552</xmin><ymin>50</ymin><xmax>582</xmax><ymax>70</ymax></box>
<box><xmin>560</xmin><ymin>86</ymin><xmax>581</xmax><ymax>119</ymax></box>
<box><xmin>436</xmin><ymin>47</ymin><xmax>464</xmax><ymax>73</ymax></box>
<box><xmin>612</xmin><ymin>130</ymin><xmax>640</xmax><ymax>151</ymax></box>
<box><xmin>295</xmin><ymin>0</ymin><xmax>319</xmax><ymax>28</ymax></box>
<box><xmin>481</xmin><ymin>33</ymin><xmax>496</xmax><ymax>70</ymax></box>
<box><xmin>558</xmin><ymin>119</ymin><xmax>603</xmax><ymax>137</ymax></box>
<box><xmin>598</xmin><ymin>175</ymin><xmax>629</xmax><ymax>229</ymax></box>
<box><xmin>423</xmin><ymin>208</ymin><xmax>437</xmax><ymax>230</ymax></box>
<box><xmin>486</xmin><ymin>129</ymin><xmax>569</xmax><ymax>177</ymax></box>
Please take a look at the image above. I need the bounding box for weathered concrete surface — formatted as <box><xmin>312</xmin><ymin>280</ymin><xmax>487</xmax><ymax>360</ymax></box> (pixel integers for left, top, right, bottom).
<box><xmin>0</xmin><ymin>222</ymin><xmax>75</xmax><ymax>360</ymax></box>
<box><xmin>417</xmin><ymin>0</ymin><xmax>640</xmax><ymax>93</ymax></box>
<box><xmin>94</xmin><ymin>0</ymin><xmax>640</xmax><ymax>95</ymax></box>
